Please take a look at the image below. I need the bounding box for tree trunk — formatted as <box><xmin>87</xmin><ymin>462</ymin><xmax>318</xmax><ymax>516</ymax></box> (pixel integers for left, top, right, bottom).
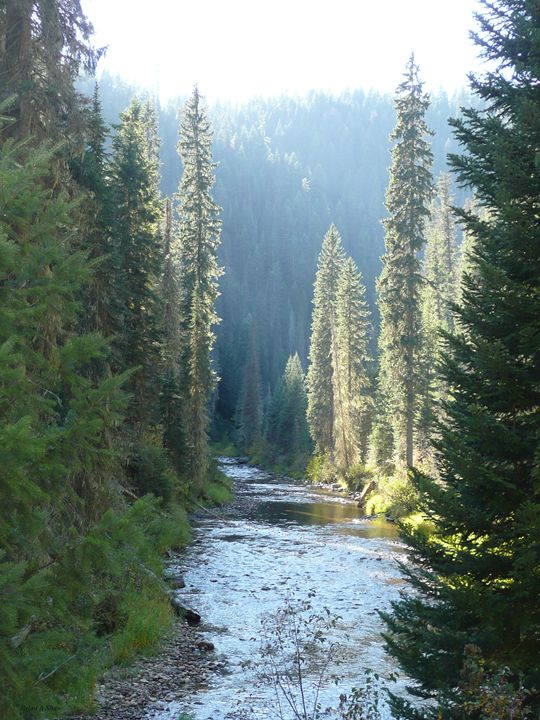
<box><xmin>3</xmin><ymin>0</ymin><xmax>33</xmax><ymax>139</ymax></box>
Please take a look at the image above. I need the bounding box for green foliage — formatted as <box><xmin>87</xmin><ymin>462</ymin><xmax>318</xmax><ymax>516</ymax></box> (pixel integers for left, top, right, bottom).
<box><xmin>266</xmin><ymin>354</ymin><xmax>312</xmax><ymax>467</ymax></box>
<box><xmin>384</xmin><ymin>3</ymin><xmax>540</xmax><ymax>717</ymax></box>
<box><xmin>110</xmin><ymin>589</ymin><xmax>173</xmax><ymax>664</ymax></box>
<box><xmin>176</xmin><ymin>86</ymin><xmax>223</xmax><ymax>488</ymax></box>
<box><xmin>108</xmin><ymin>97</ymin><xmax>163</xmax><ymax>432</ymax></box>
<box><xmin>417</xmin><ymin>172</ymin><xmax>460</xmax><ymax>459</ymax></box>
<box><xmin>128</xmin><ymin>444</ymin><xmax>179</xmax><ymax>503</ymax></box>
<box><xmin>306</xmin><ymin>225</ymin><xmax>346</xmax><ymax>455</ymax></box>
<box><xmin>306</xmin><ymin>454</ymin><xmax>336</xmax><ymax>485</ymax></box>
<box><xmin>0</xmin><ymin>496</ymin><xmax>190</xmax><ymax>719</ymax></box>
<box><xmin>364</xmin><ymin>473</ymin><xmax>420</xmax><ymax>519</ymax></box>
<box><xmin>375</xmin><ymin>55</ymin><xmax>433</xmax><ymax>470</ymax></box>
<box><xmin>333</xmin><ymin>257</ymin><xmax>372</xmax><ymax>471</ymax></box>
<box><xmin>199</xmin><ymin>464</ymin><xmax>233</xmax><ymax>506</ymax></box>
<box><xmin>236</xmin><ymin>318</ymin><xmax>263</xmax><ymax>451</ymax></box>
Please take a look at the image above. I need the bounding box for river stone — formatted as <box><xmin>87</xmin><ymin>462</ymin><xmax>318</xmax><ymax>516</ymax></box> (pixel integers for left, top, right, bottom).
<box><xmin>197</xmin><ymin>640</ymin><xmax>215</xmax><ymax>652</ymax></box>
<box><xmin>170</xmin><ymin>598</ymin><xmax>201</xmax><ymax>625</ymax></box>
<box><xmin>169</xmin><ymin>575</ymin><xmax>186</xmax><ymax>589</ymax></box>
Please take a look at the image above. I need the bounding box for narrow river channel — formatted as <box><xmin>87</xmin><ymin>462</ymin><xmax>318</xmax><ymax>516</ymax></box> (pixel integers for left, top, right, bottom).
<box><xmin>150</xmin><ymin>460</ymin><xmax>408</xmax><ymax>720</ymax></box>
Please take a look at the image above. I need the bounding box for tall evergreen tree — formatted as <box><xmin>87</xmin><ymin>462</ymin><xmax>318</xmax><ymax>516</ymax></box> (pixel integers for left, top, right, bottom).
<box><xmin>176</xmin><ymin>87</ymin><xmax>222</xmax><ymax>487</ymax></box>
<box><xmin>306</xmin><ymin>224</ymin><xmax>345</xmax><ymax>455</ymax></box>
<box><xmin>383</xmin><ymin>2</ymin><xmax>540</xmax><ymax>716</ymax></box>
<box><xmin>333</xmin><ymin>257</ymin><xmax>372</xmax><ymax>471</ymax></box>
<box><xmin>160</xmin><ymin>197</ymin><xmax>185</xmax><ymax>471</ymax></box>
<box><xmin>417</xmin><ymin>173</ymin><xmax>460</xmax><ymax>458</ymax></box>
<box><xmin>71</xmin><ymin>84</ymin><xmax>115</xmax><ymax>337</ymax></box>
<box><xmin>108</xmin><ymin>98</ymin><xmax>163</xmax><ymax>432</ymax></box>
<box><xmin>422</xmin><ymin>173</ymin><xmax>459</xmax><ymax>336</ymax></box>
<box><xmin>267</xmin><ymin>354</ymin><xmax>311</xmax><ymax>462</ymax></box>
<box><xmin>0</xmin><ymin>1</ymin><xmax>99</xmax><ymax>142</ymax></box>
<box><xmin>376</xmin><ymin>55</ymin><xmax>433</xmax><ymax>470</ymax></box>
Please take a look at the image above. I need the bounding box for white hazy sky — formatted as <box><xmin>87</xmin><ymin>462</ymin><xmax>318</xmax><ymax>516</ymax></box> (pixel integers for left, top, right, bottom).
<box><xmin>82</xmin><ymin>0</ymin><xmax>484</xmax><ymax>103</ymax></box>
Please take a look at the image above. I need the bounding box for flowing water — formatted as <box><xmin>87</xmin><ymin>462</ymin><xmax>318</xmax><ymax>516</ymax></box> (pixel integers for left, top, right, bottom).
<box><xmin>149</xmin><ymin>461</ymin><xmax>408</xmax><ymax>720</ymax></box>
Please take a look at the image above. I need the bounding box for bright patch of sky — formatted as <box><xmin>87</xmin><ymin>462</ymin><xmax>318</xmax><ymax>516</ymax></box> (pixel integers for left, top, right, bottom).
<box><xmin>82</xmin><ymin>0</ymin><xmax>484</xmax><ymax>103</ymax></box>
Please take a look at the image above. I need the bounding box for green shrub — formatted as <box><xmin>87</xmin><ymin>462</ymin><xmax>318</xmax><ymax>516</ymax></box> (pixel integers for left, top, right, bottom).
<box><xmin>365</xmin><ymin>471</ymin><xmax>422</xmax><ymax>519</ymax></box>
<box><xmin>306</xmin><ymin>453</ymin><xmax>335</xmax><ymax>484</ymax></box>
<box><xmin>128</xmin><ymin>445</ymin><xmax>178</xmax><ymax>502</ymax></box>
<box><xmin>111</xmin><ymin>590</ymin><xmax>173</xmax><ymax>663</ymax></box>
<box><xmin>0</xmin><ymin>496</ymin><xmax>191</xmax><ymax>719</ymax></box>
<box><xmin>199</xmin><ymin>463</ymin><xmax>233</xmax><ymax>506</ymax></box>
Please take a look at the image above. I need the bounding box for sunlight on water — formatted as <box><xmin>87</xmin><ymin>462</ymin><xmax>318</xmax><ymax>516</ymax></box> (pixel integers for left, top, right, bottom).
<box><xmin>148</xmin><ymin>463</ymin><xmax>408</xmax><ymax>720</ymax></box>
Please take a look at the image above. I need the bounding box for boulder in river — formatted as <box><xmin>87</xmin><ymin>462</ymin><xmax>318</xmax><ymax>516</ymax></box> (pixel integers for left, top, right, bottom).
<box><xmin>168</xmin><ymin>575</ymin><xmax>186</xmax><ymax>589</ymax></box>
<box><xmin>197</xmin><ymin>641</ymin><xmax>215</xmax><ymax>652</ymax></box>
<box><xmin>170</xmin><ymin>598</ymin><xmax>201</xmax><ymax>625</ymax></box>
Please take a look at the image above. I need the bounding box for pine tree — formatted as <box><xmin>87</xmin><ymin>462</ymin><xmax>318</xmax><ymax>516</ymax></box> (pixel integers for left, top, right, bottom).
<box><xmin>333</xmin><ymin>257</ymin><xmax>372</xmax><ymax>471</ymax></box>
<box><xmin>383</xmin><ymin>2</ymin><xmax>540</xmax><ymax>716</ymax></box>
<box><xmin>236</xmin><ymin>318</ymin><xmax>263</xmax><ymax>452</ymax></box>
<box><xmin>267</xmin><ymin>354</ymin><xmax>311</xmax><ymax>462</ymax></box>
<box><xmin>0</xmin><ymin>1</ymin><xmax>98</xmax><ymax>142</ymax></box>
<box><xmin>306</xmin><ymin>224</ymin><xmax>345</xmax><ymax>455</ymax></box>
<box><xmin>376</xmin><ymin>55</ymin><xmax>433</xmax><ymax>470</ymax></box>
<box><xmin>71</xmin><ymin>84</ymin><xmax>115</xmax><ymax>337</ymax></box>
<box><xmin>417</xmin><ymin>173</ymin><xmax>460</xmax><ymax>458</ymax></box>
<box><xmin>108</xmin><ymin>98</ymin><xmax>163</xmax><ymax>433</ymax></box>
<box><xmin>423</xmin><ymin>173</ymin><xmax>459</xmax><ymax>336</ymax></box>
<box><xmin>160</xmin><ymin>197</ymin><xmax>186</xmax><ymax>471</ymax></box>
<box><xmin>176</xmin><ymin>87</ymin><xmax>222</xmax><ymax>488</ymax></box>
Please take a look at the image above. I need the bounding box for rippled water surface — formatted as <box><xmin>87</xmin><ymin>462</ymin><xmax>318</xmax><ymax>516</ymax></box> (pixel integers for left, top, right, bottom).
<box><xmin>148</xmin><ymin>461</ymin><xmax>407</xmax><ymax>720</ymax></box>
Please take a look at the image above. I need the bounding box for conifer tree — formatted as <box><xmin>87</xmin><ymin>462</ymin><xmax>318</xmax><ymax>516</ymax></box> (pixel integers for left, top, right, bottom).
<box><xmin>333</xmin><ymin>257</ymin><xmax>372</xmax><ymax>471</ymax></box>
<box><xmin>376</xmin><ymin>55</ymin><xmax>433</xmax><ymax>469</ymax></box>
<box><xmin>160</xmin><ymin>197</ymin><xmax>185</xmax><ymax>471</ymax></box>
<box><xmin>422</xmin><ymin>173</ymin><xmax>459</xmax><ymax>336</ymax></box>
<box><xmin>109</xmin><ymin>98</ymin><xmax>163</xmax><ymax>432</ymax></box>
<box><xmin>267</xmin><ymin>354</ymin><xmax>311</xmax><ymax>461</ymax></box>
<box><xmin>417</xmin><ymin>173</ymin><xmax>460</xmax><ymax>457</ymax></box>
<box><xmin>306</xmin><ymin>224</ymin><xmax>345</xmax><ymax>455</ymax></box>
<box><xmin>176</xmin><ymin>87</ymin><xmax>222</xmax><ymax>487</ymax></box>
<box><xmin>72</xmin><ymin>84</ymin><xmax>115</xmax><ymax>337</ymax></box>
<box><xmin>0</xmin><ymin>1</ymin><xmax>98</xmax><ymax>142</ymax></box>
<box><xmin>383</xmin><ymin>2</ymin><xmax>540</xmax><ymax>716</ymax></box>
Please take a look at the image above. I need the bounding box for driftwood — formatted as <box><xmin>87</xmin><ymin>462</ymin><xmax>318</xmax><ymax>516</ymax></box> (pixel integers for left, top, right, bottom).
<box><xmin>11</xmin><ymin>617</ymin><xmax>36</xmax><ymax>649</ymax></box>
<box><xmin>357</xmin><ymin>479</ymin><xmax>377</xmax><ymax>508</ymax></box>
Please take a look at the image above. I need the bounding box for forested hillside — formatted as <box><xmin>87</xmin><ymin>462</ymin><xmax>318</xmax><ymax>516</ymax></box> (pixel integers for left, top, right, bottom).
<box><xmin>86</xmin><ymin>75</ymin><xmax>473</xmax><ymax>419</ymax></box>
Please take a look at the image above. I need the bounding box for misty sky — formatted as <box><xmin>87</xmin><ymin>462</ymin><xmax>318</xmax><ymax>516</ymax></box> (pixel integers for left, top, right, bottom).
<box><xmin>82</xmin><ymin>0</ymin><xmax>484</xmax><ymax>102</ymax></box>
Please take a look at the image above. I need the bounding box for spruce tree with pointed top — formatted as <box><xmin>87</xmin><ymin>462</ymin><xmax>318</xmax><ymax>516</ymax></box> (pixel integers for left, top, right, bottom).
<box><xmin>160</xmin><ymin>197</ymin><xmax>186</xmax><ymax>471</ymax></box>
<box><xmin>306</xmin><ymin>224</ymin><xmax>346</xmax><ymax>456</ymax></box>
<box><xmin>376</xmin><ymin>55</ymin><xmax>433</xmax><ymax>470</ymax></box>
<box><xmin>383</xmin><ymin>2</ymin><xmax>540</xmax><ymax>716</ymax></box>
<box><xmin>108</xmin><ymin>98</ymin><xmax>163</xmax><ymax>433</ymax></box>
<box><xmin>176</xmin><ymin>87</ymin><xmax>222</xmax><ymax>488</ymax></box>
<box><xmin>333</xmin><ymin>257</ymin><xmax>372</xmax><ymax>471</ymax></box>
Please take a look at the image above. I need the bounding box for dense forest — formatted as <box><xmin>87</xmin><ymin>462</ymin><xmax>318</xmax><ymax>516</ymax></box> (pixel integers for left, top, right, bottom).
<box><xmin>1</xmin><ymin>0</ymin><xmax>539</xmax><ymax>719</ymax></box>
<box><xmin>84</xmin><ymin>73</ymin><xmax>473</xmax><ymax>421</ymax></box>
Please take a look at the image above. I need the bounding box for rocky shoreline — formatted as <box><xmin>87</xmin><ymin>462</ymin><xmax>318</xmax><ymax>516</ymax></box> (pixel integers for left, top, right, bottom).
<box><xmin>68</xmin><ymin>622</ymin><xmax>222</xmax><ymax>720</ymax></box>
<box><xmin>69</xmin><ymin>461</ymin><xmax>372</xmax><ymax>720</ymax></box>
<box><xmin>69</xmin><ymin>462</ymin><xmax>254</xmax><ymax>720</ymax></box>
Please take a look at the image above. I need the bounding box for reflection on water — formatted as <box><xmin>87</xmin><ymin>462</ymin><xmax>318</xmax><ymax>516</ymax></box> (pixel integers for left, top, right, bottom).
<box><xmin>148</xmin><ymin>462</ymin><xmax>407</xmax><ymax>720</ymax></box>
<box><xmin>255</xmin><ymin>499</ymin><xmax>398</xmax><ymax>539</ymax></box>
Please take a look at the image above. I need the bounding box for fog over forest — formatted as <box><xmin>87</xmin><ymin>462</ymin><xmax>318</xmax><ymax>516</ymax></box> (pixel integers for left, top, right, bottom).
<box><xmin>81</xmin><ymin>74</ymin><xmax>474</xmax><ymax>420</ymax></box>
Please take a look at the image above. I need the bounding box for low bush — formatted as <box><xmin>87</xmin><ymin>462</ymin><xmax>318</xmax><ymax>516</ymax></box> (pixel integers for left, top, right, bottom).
<box><xmin>128</xmin><ymin>444</ymin><xmax>178</xmax><ymax>502</ymax></box>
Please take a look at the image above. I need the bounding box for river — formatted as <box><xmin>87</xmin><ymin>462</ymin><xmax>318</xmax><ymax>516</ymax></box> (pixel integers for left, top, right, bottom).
<box><xmin>150</xmin><ymin>460</ymin><xmax>408</xmax><ymax>720</ymax></box>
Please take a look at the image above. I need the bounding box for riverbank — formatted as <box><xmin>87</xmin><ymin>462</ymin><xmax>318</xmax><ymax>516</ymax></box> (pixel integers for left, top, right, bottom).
<box><xmin>73</xmin><ymin>460</ymin><xmax>404</xmax><ymax>720</ymax></box>
<box><xmin>69</xmin><ymin>461</ymin><xmax>254</xmax><ymax>720</ymax></box>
